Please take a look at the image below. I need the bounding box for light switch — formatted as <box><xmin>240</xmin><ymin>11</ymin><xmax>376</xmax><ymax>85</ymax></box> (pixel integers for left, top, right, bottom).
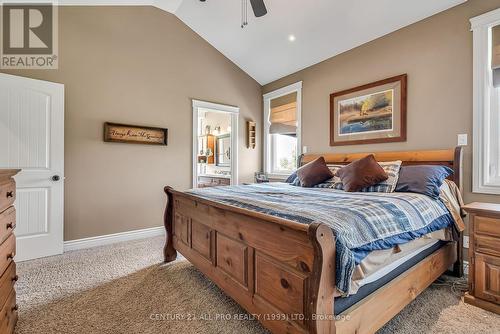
<box><xmin>457</xmin><ymin>134</ymin><xmax>468</xmax><ymax>146</ymax></box>
<box><xmin>302</xmin><ymin>146</ymin><xmax>308</xmax><ymax>153</ymax></box>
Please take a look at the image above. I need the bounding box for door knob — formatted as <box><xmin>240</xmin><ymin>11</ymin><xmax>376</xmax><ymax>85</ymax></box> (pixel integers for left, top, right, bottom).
<box><xmin>52</xmin><ymin>175</ymin><xmax>60</xmax><ymax>181</ymax></box>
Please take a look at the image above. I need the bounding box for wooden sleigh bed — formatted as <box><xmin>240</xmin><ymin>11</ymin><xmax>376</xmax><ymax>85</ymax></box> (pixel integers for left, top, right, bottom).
<box><xmin>163</xmin><ymin>147</ymin><xmax>464</xmax><ymax>334</ymax></box>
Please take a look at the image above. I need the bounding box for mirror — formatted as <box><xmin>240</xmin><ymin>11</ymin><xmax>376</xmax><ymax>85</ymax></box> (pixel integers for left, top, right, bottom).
<box><xmin>216</xmin><ymin>134</ymin><xmax>231</xmax><ymax>167</ymax></box>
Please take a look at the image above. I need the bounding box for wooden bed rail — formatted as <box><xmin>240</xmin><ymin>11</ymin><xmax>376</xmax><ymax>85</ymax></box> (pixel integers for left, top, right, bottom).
<box><xmin>163</xmin><ymin>186</ymin><xmax>336</xmax><ymax>334</ymax></box>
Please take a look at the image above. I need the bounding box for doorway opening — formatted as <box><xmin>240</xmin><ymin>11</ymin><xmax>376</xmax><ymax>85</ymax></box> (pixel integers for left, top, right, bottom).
<box><xmin>192</xmin><ymin>100</ymin><xmax>239</xmax><ymax>188</ymax></box>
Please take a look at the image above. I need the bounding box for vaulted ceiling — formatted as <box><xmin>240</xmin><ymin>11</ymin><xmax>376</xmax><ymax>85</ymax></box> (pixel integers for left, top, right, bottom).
<box><xmin>51</xmin><ymin>0</ymin><xmax>467</xmax><ymax>84</ymax></box>
<box><xmin>173</xmin><ymin>0</ymin><xmax>466</xmax><ymax>84</ymax></box>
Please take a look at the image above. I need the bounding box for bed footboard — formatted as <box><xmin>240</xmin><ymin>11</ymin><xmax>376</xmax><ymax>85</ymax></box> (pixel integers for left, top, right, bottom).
<box><xmin>163</xmin><ymin>186</ymin><xmax>336</xmax><ymax>334</ymax></box>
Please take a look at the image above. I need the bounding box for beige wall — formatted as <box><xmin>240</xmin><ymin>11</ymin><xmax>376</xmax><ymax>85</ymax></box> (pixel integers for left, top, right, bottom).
<box><xmin>263</xmin><ymin>0</ymin><xmax>500</xmax><ymax>233</ymax></box>
<box><xmin>1</xmin><ymin>6</ymin><xmax>262</xmax><ymax>241</ymax></box>
<box><xmin>3</xmin><ymin>1</ymin><xmax>500</xmax><ymax>241</ymax></box>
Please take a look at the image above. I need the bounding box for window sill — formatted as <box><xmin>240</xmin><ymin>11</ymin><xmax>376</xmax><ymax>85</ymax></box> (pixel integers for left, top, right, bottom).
<box><xmin>472</xmin><ymin>184</ymin><xmax>500</xmax><ymax>195</ymax></box>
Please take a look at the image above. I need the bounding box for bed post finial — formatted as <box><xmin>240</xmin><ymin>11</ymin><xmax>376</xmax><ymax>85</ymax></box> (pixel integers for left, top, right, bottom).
<box><xmin>298</xmin><ymin>153</ymin><xmax>305</xmax><ymax>167</ymax></box>
<box><xmin>163</xmin><ymin>186</ymin><xmax>178</xmax><ymax>263</ymax></box>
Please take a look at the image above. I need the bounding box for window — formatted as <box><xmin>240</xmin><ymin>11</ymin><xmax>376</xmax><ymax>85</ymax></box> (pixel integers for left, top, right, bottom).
<box><xmin>271</xmin><ymin>134</ymin><xmax>297</xmax><ymax>173</ymax></box>
<box><xmin>471</xmin><ymin>9</ymin><xmax>500</xmax><ymax>194</ymax></box>
<box><xmin>263</xmin><ymin>82</ymin><xmax>302</xmax><ymax>178</ymax></box>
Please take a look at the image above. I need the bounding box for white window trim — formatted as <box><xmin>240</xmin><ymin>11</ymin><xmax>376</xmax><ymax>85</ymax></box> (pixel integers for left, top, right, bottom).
<box><xmin>192</xmin><ymin>99</ymin><xmax>239</xmax><ymax>188</ymax></box>
<box><xmin>471</xmin><ymin>8</ymin><xmax>500</xmax><ymax>194</ymax></box>
<box><xmin>263</xmin><ymin>81</ymin><xmax>302</xmax><ymax>179</ymax></box>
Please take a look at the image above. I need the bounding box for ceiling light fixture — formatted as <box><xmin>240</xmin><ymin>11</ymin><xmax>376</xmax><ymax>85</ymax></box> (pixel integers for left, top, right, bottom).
<box><xmin>288</xmin><ymin>35</ymin><xmax>296</xmax><ymax>42</ymax></box>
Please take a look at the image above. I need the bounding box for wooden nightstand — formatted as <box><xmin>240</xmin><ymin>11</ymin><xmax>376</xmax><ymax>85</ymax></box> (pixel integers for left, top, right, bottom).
<box><xmin>462</xmin><ymin>202</ymin><xmax>500</xmax><ymax>314</ymax></box>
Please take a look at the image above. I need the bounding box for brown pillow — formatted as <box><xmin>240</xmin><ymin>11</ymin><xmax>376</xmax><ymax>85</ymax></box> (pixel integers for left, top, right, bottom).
<box><xmin>336</xmin><ymin>154</ymin><xmax>388</xmax><ymax>192</ymax></box>
<box><xmin>296</xmin><ymin>157</ymin><xmax>334</xmax><ymax>187</ymax></box>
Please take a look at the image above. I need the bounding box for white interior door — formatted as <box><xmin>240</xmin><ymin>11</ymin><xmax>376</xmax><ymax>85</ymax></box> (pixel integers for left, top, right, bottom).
<box><xmin>0</xmin><ymin>73</ymin><xmax>64</xmax><ymax>261</ymax></box>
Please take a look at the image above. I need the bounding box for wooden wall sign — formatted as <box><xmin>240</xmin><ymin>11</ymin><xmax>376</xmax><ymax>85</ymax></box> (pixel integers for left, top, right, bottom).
<box><xmin>103</xmin><ymin>122</ymin><xmax>168</xmax><ymax>146</ymax></box>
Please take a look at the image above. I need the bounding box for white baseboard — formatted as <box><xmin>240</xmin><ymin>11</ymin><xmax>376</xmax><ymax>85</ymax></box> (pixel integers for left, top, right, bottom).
<box><xmin>64</xmin><ymin>226</ymin><xmax>165</xmax><ymax>252</ymax></box>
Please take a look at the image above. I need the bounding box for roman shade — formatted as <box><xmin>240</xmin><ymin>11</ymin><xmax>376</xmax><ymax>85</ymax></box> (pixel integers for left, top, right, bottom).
<box><xmin>269</xmin><ymin>92</ymin><xmax>297</xmax><ymax>136</ymax></box>
<box><xmin>492</xmin><ymin>25</ymin><xmax>500</xmax><ymax>87</ymax></box>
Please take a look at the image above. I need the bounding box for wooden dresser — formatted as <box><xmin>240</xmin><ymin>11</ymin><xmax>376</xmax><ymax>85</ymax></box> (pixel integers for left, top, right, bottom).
<box><xmin>462</xmin><ymin>202</ymin><xmax>500</xmax><ymax>314</ymax></box>
<box><xmin>0</xmin><ymin>170</ymin><xmax>20</xmax><ymax>333</ymax></box>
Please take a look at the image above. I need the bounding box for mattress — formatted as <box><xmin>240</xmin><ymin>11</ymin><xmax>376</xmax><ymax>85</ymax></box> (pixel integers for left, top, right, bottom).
<box><xmin>346</xmin><ymin>228</ymin><xmax>451</xmax><ymax>295</ymax></box>
<box><xmin>334</xmin><ymin>240</ymin><xmax>448</xmax><ymax>315</ymax></box>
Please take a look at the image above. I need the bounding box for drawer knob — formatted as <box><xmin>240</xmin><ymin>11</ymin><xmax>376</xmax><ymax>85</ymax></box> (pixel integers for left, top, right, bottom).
<box><xmin>7</xmin><ymin>252</ymin><xmax>14</xmax><ymax>260</ymax></box>
<box><xmin>12</xmin><ymin>304</ymin><xmax>18</xmax><ymax>311</ymax></box>
<box><xmin>6</xmin><ymin>222</ymin><xmax>14</xmax><ymax>230</ymax></box>
<box><xmin>280</xmin><ymin>278</ymin><xmax>290</xmax><ymax>289</ymax></box>
<box><xmin>12</xmin><ymin>275</ymin><xmax>18</xmax><ymax>282</ymax></box>
<box><xmin>6</xmin><ymin>191</ymin><xmax>13</xmax><ymax>198</ymax></box>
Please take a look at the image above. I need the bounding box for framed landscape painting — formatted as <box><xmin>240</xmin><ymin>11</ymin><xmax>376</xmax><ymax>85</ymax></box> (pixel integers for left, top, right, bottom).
<box><xmin>330</xmin><ymin>74</ymin><xmax>407</xmax><ymax>146</ymax></box>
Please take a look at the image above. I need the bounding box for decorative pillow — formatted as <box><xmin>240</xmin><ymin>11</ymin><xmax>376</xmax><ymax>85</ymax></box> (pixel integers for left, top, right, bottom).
<box><xmin>361</xmin><ymin>160</ymin><xmax>402</xmax><ymax>193</ymax></box>
<box><xmin>395</xmin><ymin>165</ymin><xmax>454</xmax><ymax>199</ymax></box>
<box><xmin>296</xmin><ymin>157</ymin><xmax>334</xmax><ymax>187</ymax></box>
<box><xmin>291</xmin><ymin>176</ymin><xmax>301</xmax><ymax>186</ymax></box>
<box><xmin>285</xmin><ymin>171</ymin><xmax>297</xmax><ymax>184</ymax></box>
<box><xmin>288</xmin><ymin>162</ymin><xmax>400</xmax><ymax>192</ymax></box>
<box><xmin>335</xmin><ymin>155</ymin><xmax>388</xmax><ymax>192</ymax></box>
<box><xmin>310</xmin><ymin>164</ymin><xmax>343</xmax><ymax>189</ymax></box>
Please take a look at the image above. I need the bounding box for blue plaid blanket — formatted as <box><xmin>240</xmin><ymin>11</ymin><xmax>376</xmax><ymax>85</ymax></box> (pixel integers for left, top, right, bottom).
<box><xmin>186</xmin><ymin>183</ymin><xmax>454</xmax><ymax>296</ymax></box>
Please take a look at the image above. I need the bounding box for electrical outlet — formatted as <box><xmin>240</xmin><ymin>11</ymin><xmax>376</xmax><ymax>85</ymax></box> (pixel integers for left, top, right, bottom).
<box><xmin>303</xmin><ymin>146</ymin><xmax>308</xmax><ymax>154</ymax></box>
<box><xmin>464</xmin><ymin>236</ymin><xmax>469</xmax><ymax>249</ymax></box>
<box><xmin>458</xmin><ymin>134</ymin><xmax>468</xmax><ymax>146</ymax></box>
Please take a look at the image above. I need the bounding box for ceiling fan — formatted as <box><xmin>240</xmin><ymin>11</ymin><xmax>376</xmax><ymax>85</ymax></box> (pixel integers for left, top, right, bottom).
<box><xmin>249</xmin><ymin>0</ymin><xmax>267</xmax><ymax>17</ymax></box>
<box><xmin>199</xmin><ymin>0</ymin><xmax>267</xmax><ymax>27</ymax></box>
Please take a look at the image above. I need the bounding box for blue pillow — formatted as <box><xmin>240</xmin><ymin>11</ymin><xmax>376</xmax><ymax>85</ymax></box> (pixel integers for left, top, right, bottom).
<box><xmin>285</xmin><ymin>171</ymin><xmax>297</xmax><ymax>184</ymax></box>
<box><xmin>395</xmin><ymin>165</ymin><xmax>453</xmax><ymax>199</ymax></box>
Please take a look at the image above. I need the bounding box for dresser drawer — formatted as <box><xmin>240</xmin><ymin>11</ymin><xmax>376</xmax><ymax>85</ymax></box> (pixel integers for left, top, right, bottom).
<box><xmin>0</xmin><ymin>235</ymin><xmax>15</xmax><ymax>278</ymax></box>
<box><xmin>0</xmin><ymin>207</ymin><xmax>15</xmax><ymax>245</ymax></box>
<box><xmin>198</xmin><ymin>176</ymin><xmax>230</xmax><ymax>187</ymax></box>
<box><xmin>0</xmin><ymin>289</ymin><xmax>17</xmax><ymax>334</ymax></box>
<box><xmin>475</xmin><ymin>235</ymin><xmax>500</xmax><ymax>258</ymax></box>
<box><xmin>0</xmin><ymin>262</ymin><xmax>16</xmax><ymax>311</ymax></box>
<box><xmin>0</xmin><ymin>180</ymin><xmax>15</xmax><ymax>214</ymax></box>
<box><xmin>475</xmin><ymin>216</ymin><xmax>500</xmax><ymax>238</ymax></box>
<box><xmin>217</xmin><ymin>178</ymin><xmax>230</xmax><ymax>186</ymax></box>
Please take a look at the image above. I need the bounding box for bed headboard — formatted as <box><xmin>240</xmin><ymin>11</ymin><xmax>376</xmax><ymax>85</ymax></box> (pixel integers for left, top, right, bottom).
<box><xmin>299</xmin><ymin>147</ymin><xmax>464</xmax><ymax>191</ymax></box>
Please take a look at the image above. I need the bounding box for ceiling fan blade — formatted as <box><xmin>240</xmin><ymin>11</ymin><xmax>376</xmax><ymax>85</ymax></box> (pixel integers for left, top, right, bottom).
<box><xmin>250</xmin><ymin>0</ymin><xmax>267</xmax><ymax>17</ymax></box>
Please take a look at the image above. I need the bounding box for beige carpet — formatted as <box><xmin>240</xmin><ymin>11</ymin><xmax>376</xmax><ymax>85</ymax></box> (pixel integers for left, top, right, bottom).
<box><xmin>15</xmin><ymin>236</ymin><xmax>499</xmax><ymax>334</ymax></box>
